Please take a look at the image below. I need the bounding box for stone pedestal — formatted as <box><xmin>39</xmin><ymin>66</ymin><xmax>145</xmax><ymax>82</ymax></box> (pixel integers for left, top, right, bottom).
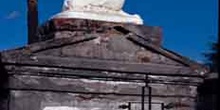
<box><xmin>36</xmin><ymin>18</ymin><xmax>162</xmax><ymax>46</ymax></box>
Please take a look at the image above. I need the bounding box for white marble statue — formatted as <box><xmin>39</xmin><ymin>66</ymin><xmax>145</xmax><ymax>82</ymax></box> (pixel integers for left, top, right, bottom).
<box><xmin>52</xmin><ymin>0</ymin><xmax>143</xmax><ymax>24</ymax></box>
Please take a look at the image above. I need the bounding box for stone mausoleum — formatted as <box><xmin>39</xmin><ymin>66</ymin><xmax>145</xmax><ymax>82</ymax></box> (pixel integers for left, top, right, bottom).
<box><xmin>0</xmin><ymin>0</ymin><xmax>208</xmax><ymax>110</ymax></box>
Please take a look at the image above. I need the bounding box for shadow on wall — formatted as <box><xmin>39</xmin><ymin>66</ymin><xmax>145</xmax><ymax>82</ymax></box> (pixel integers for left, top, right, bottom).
<box><xmin>0</xmin><ymin>54</ymin><xmax>9</xmax><ymax>110</ymax></box>
<box><xmin>196</xmin><ymin>75</ymin><xmax>217</xmax><ymax>110</ymax></box>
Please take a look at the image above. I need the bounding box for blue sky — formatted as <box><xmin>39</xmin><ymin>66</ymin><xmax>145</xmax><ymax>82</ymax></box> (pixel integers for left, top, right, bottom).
<box><xmin>0</xmin><ymin>0</ymin><xmax>218</xmax><ymax>62</ymax></box>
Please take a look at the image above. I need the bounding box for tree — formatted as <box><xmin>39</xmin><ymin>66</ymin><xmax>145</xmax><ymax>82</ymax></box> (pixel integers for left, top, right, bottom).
<box><xmin>203</xmin><ymin>41</ymin><xmax>218</xmax><ymax>72</ymax></box>
<box><xmin>196</xmin><ymin>39</ymin><xmax>218</xmax><ymax>110</ymax></box>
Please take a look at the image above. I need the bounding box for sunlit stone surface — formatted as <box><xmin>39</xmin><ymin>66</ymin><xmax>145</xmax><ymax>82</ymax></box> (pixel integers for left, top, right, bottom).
<box><xmin>43</xmin><ymin>107</ymin><xmax>80</xmax><ymax>110</ymax></box>
<box><xmin>52</xmin><ymin>0</ymin><xmax>143</xmax><ymax>24</ymax></box>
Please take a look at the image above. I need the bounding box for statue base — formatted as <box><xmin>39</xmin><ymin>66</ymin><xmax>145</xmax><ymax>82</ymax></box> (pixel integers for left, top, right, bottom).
<box><xmin>51</xmin><ymin>11</ymin><xmax>143</xmax><ymax>25</ymax></box>
<box><xmin>35</xmin><ymin>18</ymin><xmax>161</xmax><ymax>46</ymax></box>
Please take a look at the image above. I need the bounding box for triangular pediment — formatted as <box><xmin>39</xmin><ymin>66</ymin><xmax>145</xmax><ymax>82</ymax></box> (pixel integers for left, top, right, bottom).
<box><xmin>0</xmin><ymin>30</ymin><xmax>207</xmax><ymax>78</ymax></box>
<box><xmin>0</xmin><ymin>19</ymin><xmax>208</xmax><ymax>79</ymax></box>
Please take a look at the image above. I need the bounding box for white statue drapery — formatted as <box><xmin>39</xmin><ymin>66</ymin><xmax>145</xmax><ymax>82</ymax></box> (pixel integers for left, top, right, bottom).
<box><xmin>62</xmin><ymin>0</ymin><xmax>125</xmax><ymax>12</ymax></box>
<box><xmin>52</xmin><ymin>0</ymin><xmax>143</xmax><ymax>24</ymax></box>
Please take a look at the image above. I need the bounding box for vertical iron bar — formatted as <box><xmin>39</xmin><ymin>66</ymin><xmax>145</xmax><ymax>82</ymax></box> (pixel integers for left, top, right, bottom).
<box><xmin>27</xmin><ymin>0</ymin><xmax>38</xmax><ymax>44</ymax></box>
<box><xmin>148</xmin><ymin>86</ymin><xmax>152</xmax><ymax>110</ymax></box>
<box><xmin>141</xmin><ymin>86</ymin><xmax>145</xmax><ymax>110</ymax></box>
<box><xmin>161</xmin><ymin>103</ymin><xmax>165</xmax><ymax>110</ymax></box>
<box><xmin>141</xmin><ymin>75</ymin><xmax>149</xmax><ymax>110</ymax></box>
<box><xmin>128</xmin><ymin>102</ymin><xmax>131</xmax><ymax>110</ymax></box>
<box><xmin>7</xmin><ymin>92</ymin><xmax>10</xmax><ymax>110</ymax></box>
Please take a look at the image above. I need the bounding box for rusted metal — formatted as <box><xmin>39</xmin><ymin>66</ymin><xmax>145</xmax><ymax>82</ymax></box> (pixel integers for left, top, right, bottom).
<box><xmin>27</xmin><ymin>0</ymin><xmax>38</xmax><ymax>44</ymax></box>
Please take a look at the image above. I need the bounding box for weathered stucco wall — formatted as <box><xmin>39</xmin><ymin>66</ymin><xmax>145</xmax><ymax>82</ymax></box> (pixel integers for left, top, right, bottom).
<box><xmin>0</xmin><ymin>19</ymin><xmax>205</xmax><ymax>110</ymax></box>
<box><xmin>5</xmin><ymin>69</ymin><xmax>198</xmax><ymax>110</ymax></box>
